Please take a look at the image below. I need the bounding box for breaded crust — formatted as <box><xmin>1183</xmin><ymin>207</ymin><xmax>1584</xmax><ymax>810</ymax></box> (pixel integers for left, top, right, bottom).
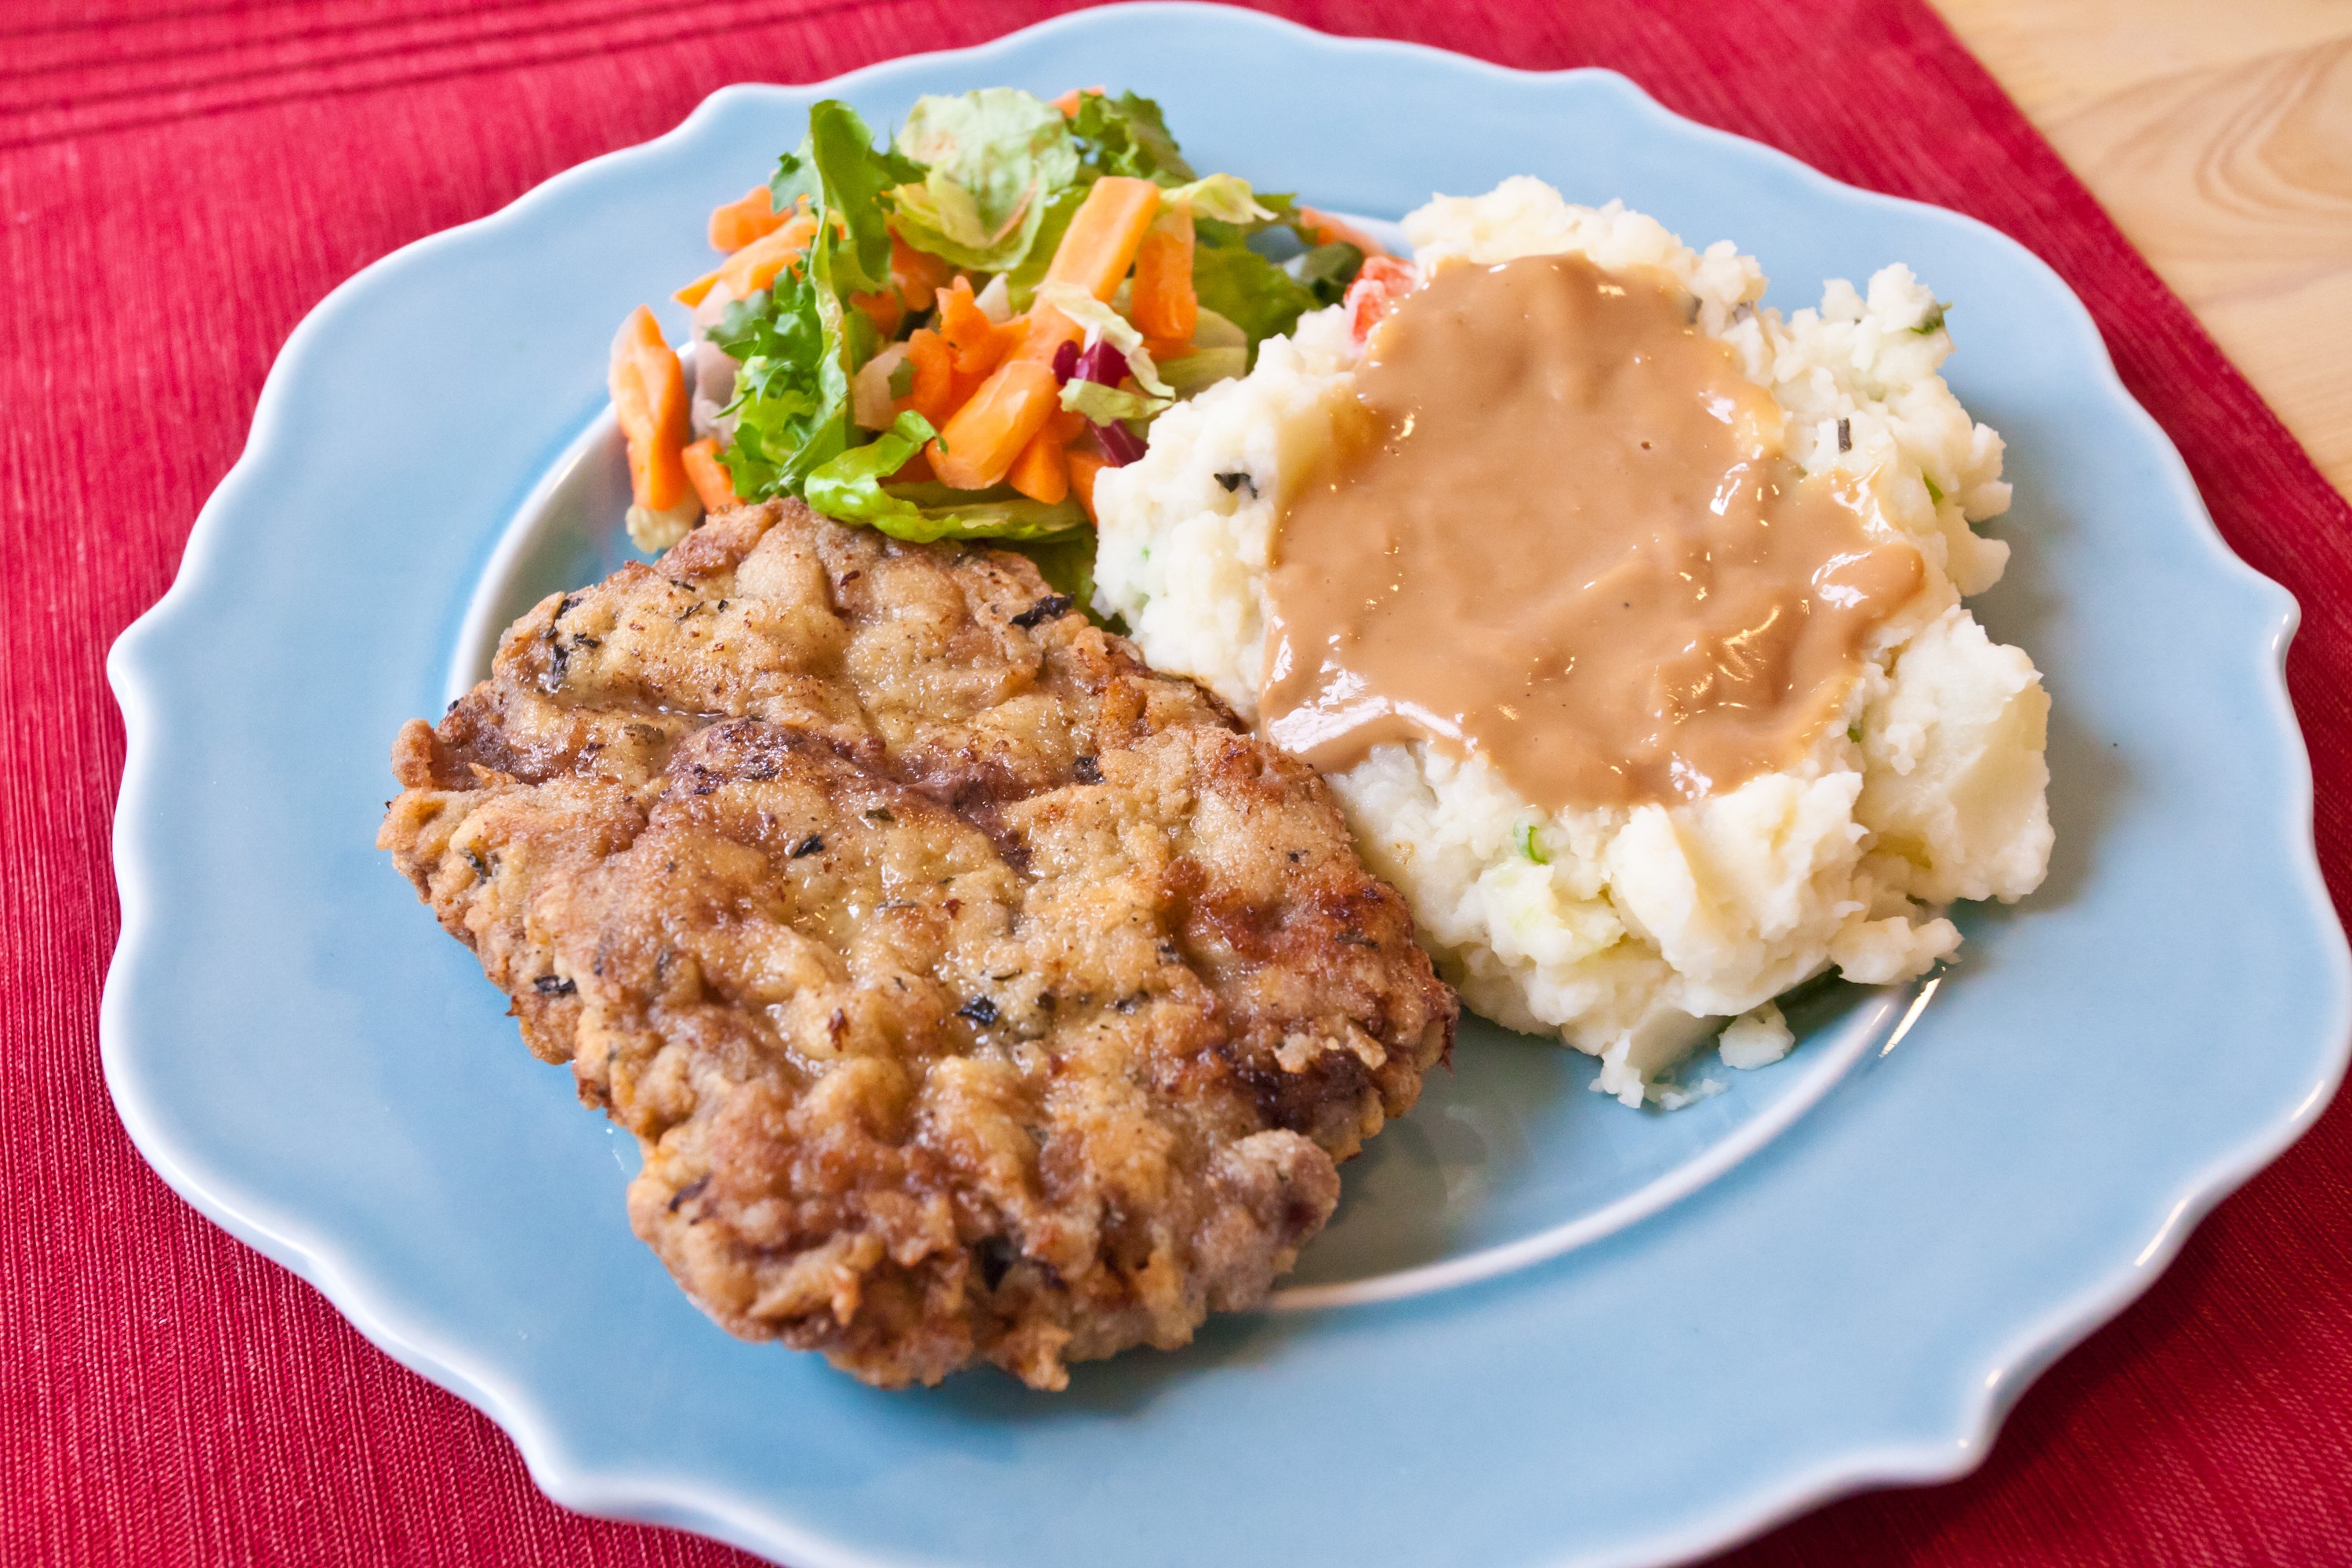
<box><xmin>379</xmin><ymin>499</ymin><xmax>1454</xmax><ymax>1388</ymax></box>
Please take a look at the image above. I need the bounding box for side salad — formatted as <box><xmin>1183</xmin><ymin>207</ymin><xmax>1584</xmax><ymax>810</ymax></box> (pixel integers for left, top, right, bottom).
<box><xmin>608</xmin><ymin>86</ymin><xmax>1397</xmax><ymax>594</ymax></box>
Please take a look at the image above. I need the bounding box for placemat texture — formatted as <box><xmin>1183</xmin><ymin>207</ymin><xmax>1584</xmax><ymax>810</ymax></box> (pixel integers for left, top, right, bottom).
<box><xmin>5</xmin><ymin>2</ymin><xmax>2347</xmax><ymax>1564</ymax></box>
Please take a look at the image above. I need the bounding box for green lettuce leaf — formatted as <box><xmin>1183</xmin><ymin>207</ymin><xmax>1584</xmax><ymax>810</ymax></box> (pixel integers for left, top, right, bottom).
<box><xmin>1181</xmin><ymin>183</ymin><xmax>1355</xmax><ymax>364</ymax></box>
<box><xmin>1197</xmin><ymin>188</ymin><xmax>1296</xmax><ymax>250</ymax></box>
<box><xmin>771</xmin><ymin>100</ymin><xmax>924</xmax><ymax>294</ymax></box>
<box><xmin>712</xmin><ymin>269</ymin><xmax>852</xmax><ymax>499</ymax></box>
<box><xmin>1068</xmin><ymin>90</ymin><xmax>1195</xmax><ymax>183</ymax></box>
<box><xmin>802</xmin><ymin>412</ymin><xmax>1090</xmax><ymax>542</ymax></box>
<box><xmin>1189</xmin><ymin>307</ymin><xmax>1248</xmax><ymax>350</ymax></box>
<box><xmin>1060</xmin><ymin>379</ymin><xmax>1170</xmax><ymax>423</ymax></box>
<box><xmin>879</xmin><ymin>494</ymin><xmax>1091</xmax><ymax>543</ymax></box>
<box><xmin>1158</xmin><ymin>173</ymin><xmax>1273</xmax><ymax>226</ymax></box>
<box><xmin>1157</xmin><ymin>343</ymin><xmax>1247</xmax><ymax>397</ymax></box>
<box><xmin>802</xmin><ymin>410</ymin><xmax>933</xmax><ymax>520</ymax></box>
<box><xmin>723</xmin><ymin>100</ymin><xmax>922</xmax><ymax>499</ymax></box>
<box><xmin>1191</xmin><ymin>244</ymin><xmax>1319</xmax><ymax>362</ymax></box>
<box><xmin>889</xmin><ymin>89</ymin><xmax>1080</xmax><ymax>272</ymax></box>
<box><xmin>1287</xmin><ymin>241</ymin><xmax>1366</xmax><ymax>306</ymax></box>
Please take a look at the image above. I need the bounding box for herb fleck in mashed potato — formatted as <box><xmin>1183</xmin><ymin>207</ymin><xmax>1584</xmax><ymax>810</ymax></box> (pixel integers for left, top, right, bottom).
<box><xmin>1092</xmin><ymin>179</ymin><xmax>2052</xmax><ymax>1104</ymax></box>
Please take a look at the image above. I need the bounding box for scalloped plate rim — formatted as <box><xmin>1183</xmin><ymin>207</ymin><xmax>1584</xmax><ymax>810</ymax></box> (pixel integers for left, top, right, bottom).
<box><xmin>102</xmin><ymin>7</ymin><xmax>2350</xmax><ymax>1566</ymax></box>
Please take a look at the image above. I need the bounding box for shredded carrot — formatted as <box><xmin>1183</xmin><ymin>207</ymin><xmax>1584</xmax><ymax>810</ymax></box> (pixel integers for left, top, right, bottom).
<box><xmin>1047</xmin><ymin>406</ymin><xmax>1087</xmax><ymax>444</ymax></box>
<box><xmin>681</xmin><ymin>437</ymin><xmax>738</xmax><ymax>513</ymax></box>
<box><xmin>1295</xmin><ymin>205</ymin><xmax>1391</xmax><ymax>260</ymax></box>
<box><xmin>1007</xmin><ymin>426</ymin><xmax>1070</xmax><ymax>505</ymax></box>
<box><xmin>895</xmin><ymin>329</ymin><xmax>959</xmax><ymax>427</ymax></box>
<box><xmin>890</xmin><ymin>230</ymin><xmax>955</xmax><ymax>312</ymax></box>
<box><xmin>1131</xmin><ymin>204</ymin><xmax>1197</xmax><ymax>343</ymax></box>
<box><xmin>851</xmin><ymin>288</ymin><xmax>904</xmax><ymax>339</ymax></box>
<box><xmin>1010</xmin><ymin>302</ymin><xmax>1083</xmax><ymax>365</ymax></box>
<box><xmin>929</xmin><ymin>276</ymin><xmax>1011</xmax><ymax>406</ymax></box>
<box><xmin>928</xmin><ymin>360</ymin><xmax>1060</xmax><ymax>490</ymax></box>
<box><xmin>1065</xmin><ymin>448</ymin><xmax>1107</xmax><ymax>524</ymax></box>
<box><xmin>1043</xmin><ymin>176</ymin><xmax>1161</xmax><ymax>301</ymax></box>
<box><xmin>891</xmin><ymin>448</ymin><xmax>936</xmax><ymax>485</ymax></box>
<box><xmin>1050</xmin><ymin>85</ymin><xmax>1107</xmax><ymax>118</ymax></box>
<box><xmin>610</xmin><ymin>306</ymin><xmax>691</xmax><ymax>512</ymax></box>
<box><xmin>938</xmin><ymin>277</ymin><xmax>1012</xmax><ymax>376</ymax></box>
<box><xmin>718</xmin><ymin>212</ymin><xmax>819</xmax><ymax>297</ymax></box>
<box><xmin>676</xmin><ymin>212</ymin><xmax>821</xmax><ymax>306</ymax></box>
<box><xmin>709</xmin><ymin>187</ymin><xmax>787</xmax><ymax>252</ymax></box>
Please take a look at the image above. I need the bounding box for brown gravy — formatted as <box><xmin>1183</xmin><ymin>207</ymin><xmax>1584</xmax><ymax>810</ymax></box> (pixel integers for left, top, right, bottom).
<box><xmin>1260</xmin><ymin>252</ymin><xmax>1925</xmax><ymax>810</ymax></box>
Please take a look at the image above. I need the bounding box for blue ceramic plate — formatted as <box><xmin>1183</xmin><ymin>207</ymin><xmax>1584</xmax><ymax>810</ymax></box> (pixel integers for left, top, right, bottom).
<box><xmin>104</xmin><ymin>7</ymin><xmax>2349</xmax><ymax>1566</ymax></box>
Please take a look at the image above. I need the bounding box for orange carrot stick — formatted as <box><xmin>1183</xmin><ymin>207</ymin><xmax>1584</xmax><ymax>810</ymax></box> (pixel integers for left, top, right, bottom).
<box><xmin>1065</xmin><ymin>448</ymin><xmax>1107</xmax><ymax>524</ymax></box>
<box><xmin>610</xmin><ymin>307</ymin><xmax>690</xmax><ymax>512</ymax></box>
<box><xmin>1010</xmin><ymin>302</ymin><xmax>1083</xmax><ymax>365</ymax></box>
<box><xmin>1007</xmin><ymin>427</ymin><xmax>1070</xmax><ymax>505</ymax></box>
<box><xmin>1131</xmin><ymin>204</ymin><xmax>1196</xmax><ymax>342</ymax></box>
<box><xmin>937</xmin><ymin>277</ymin><xmax>1011</xmax><ymax>376</ymax></box>
<box><xmin>1050</xmin><ymin>86</ymin><xmax>1107</xmax><ymax>118</ymax></box>
<box><xmin>681</xmin><ymin>437</ymin><xmax>737</xmax><ymax>512</ymax></box>
<box><xmin>717</xmin><ymin>212</ymin><xmax>818</xmax><ymax>297</ymax></box>
<box><xmin>676</xmin><ymin>212</ymin><xmax>819</xmax><ymax>306</ymax></box>
<box><xmin>935</xmin><ymin>276</ymin><xmax>1013</xmax><ymax>405</ymax></box>
<box><xmin>1042</xmin><ymin>176</ymin><xmax>1161</xmax><ymax>301</ymax></box>
<box><xmin>851</xmin><ymin>289</ymin><xmax>904</xmax><ymax>340</ymax></box>
<box><xmin>708</xmin><ymin>186</ymin><xmax>786</xmax><ymax>252</ymax></box>
<box><xmin>1295</xmin><ymin>205</ymin><xmax>1391</xmax><ymax>260</ymax></box>
<box><xmin>890</xmin><ymin>230</ymin><xmax>954</xmax><ymax>312</ymax></box>
<box><xmin>895</xmin><ymin>329</ymin><xmax>958</xmax><ymax>427</ymax></box>
<box><xmin>928</xmin><ymin>360</ymin><xmax>1060</xmax><ymax>491</ymax></box>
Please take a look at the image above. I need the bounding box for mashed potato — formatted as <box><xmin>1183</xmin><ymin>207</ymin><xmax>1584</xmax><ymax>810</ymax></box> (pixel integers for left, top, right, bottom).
<box><xmin>1093</xmin><ymin>180</ymin><xmax>2052</xmax><ymax>1104</ymax></box>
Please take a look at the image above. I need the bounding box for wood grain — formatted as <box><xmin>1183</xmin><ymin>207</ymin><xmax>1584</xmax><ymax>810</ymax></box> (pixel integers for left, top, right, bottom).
<box><xmin>1933</xmin><ymin>0</ymin><xmax>2352</xmax><ymax>498</ymax></box>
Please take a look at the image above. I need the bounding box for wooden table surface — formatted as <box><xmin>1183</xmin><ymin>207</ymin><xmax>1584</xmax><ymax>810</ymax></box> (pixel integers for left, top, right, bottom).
<box><xmin>1931</xmin><ymin>0</ymin><xmax>2352</xmax><ymax>499</ymax></box>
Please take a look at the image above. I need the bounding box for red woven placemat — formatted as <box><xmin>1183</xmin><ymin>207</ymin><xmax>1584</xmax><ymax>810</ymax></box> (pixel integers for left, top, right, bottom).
<box><xmin>5</xmin><ymin>2</ymin><xmax>2348</xmax><ymax>1564</ymax></box>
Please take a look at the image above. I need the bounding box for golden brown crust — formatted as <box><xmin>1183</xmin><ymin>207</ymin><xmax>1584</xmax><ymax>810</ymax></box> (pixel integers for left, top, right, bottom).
<box><xmin>379</xmin><ymin>500</ymin><xmax>1454</xmax><ymax>1388</ymax></box>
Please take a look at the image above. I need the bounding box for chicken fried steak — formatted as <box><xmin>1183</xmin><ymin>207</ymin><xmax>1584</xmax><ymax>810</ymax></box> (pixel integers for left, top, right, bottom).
<box><xmin>379</xmin><ymin>499</ymin><xmax>1454</xmax><ymax>1389</ymax></box>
